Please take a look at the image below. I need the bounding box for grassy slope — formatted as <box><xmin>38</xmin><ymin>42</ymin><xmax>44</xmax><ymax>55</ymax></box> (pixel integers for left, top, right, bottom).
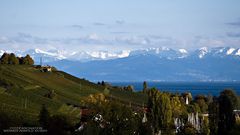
<box><xmin>0</xmin><ymin>65</ymin><xmax>147</xmax><ymax>122</ymax></box>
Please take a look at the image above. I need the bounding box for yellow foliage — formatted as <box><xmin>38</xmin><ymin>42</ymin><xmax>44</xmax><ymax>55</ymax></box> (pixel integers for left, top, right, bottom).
<box><xmin>83</xmin><ymin>93</ymin><xmax>107</xmax><ymax>104</ymax></box>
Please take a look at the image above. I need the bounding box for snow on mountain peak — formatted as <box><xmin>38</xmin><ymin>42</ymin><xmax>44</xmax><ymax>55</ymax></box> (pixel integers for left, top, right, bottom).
<box><xmin>198</xmin><ymin>47</ymin><xmax>208</xmax><ymax>58</ymax></box>
<box><xmin>1</xmin><ymin>47</ymin><xmax>239</xmax><ymax>63</ymax></box>
<box><xmin>218</xmin><ymin>48</ymin><xmax>224</xmax><ymax>53</ymax></box>
<box><xmin>118</xmin><ymin>50</ymin><xmax>130</xmax><ymax>58</ymax></box>
<box><xmin>226</xmin><ymin>48</ymin><xmax>235</xmax><ymax>55</ymax></box>
<box><xmin>199</xmin><ymin>47</ymin><xmax>208</xmax><ymax>51</ymax></box>
<box><xmin>90</xmin><ymin>51</ymin><xmax>108</xmax><ymax>59</ymax></box>
<box><xmin>236</xmin><ymin>49</ymin><xmax>240</xmax><ymax>56</ymax></box>
<box><xmin>35</xmin><ymin>48</ymin><xmax>66</xmax><ymax>59</ymax></box>
<box><xmin>179</xmin><ymin>49</ymin><xmax>188</xmax><ymax>54</ymax></box>
<box><xmin>89</xmin><ymin>50</ymin><xmax>130</xmax><ymax>59</ymax></box>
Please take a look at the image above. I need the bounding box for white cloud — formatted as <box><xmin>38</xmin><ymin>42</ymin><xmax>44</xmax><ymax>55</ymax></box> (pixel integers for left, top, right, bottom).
<box><xmin>1</xmin><ymin>33</ymin><xmax>240</xmax><ymax>52</ymax></box>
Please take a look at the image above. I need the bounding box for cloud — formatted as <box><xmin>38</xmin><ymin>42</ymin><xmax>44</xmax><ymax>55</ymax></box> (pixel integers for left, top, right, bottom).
<box><xmin>226</xmin><ymin>32</ymin><xmax>240</xmax><ymax>37</ymax></box>
<box><xmin>0</xmin><ymin>36</ymin><xmax>10</xmax><ymax>44</ymax></box>
<box><xmin>110</xmin><ymin>31</ymin><xmax>130</xmax><ymax>34</ymax></box>
<box><xmin>14</xmin><ymin>33</ymin><xmax>48</xmax><ymax>44</ymax></box>
<box><xmin>93</xmin><ymin>22</ymin><xmax>105</xmax><ymax>26</ymax></box>
<box><xmin>190</xmin><ymin>36</ymin><xmax>240</xmax><ymax>49</ymax></box>
<box><xmin>70</xmin><ymin>24</ymin><xmax>84</xmax><ymax>29</ymax></box>
<box><xmin>1</xmin><ymin>33</ymin><xmax>240</xmax><ymax>52</ymax></box>
<box><xmin>226</xmin><ymin>19</ymin><xmax>240</xmax><ymax>26</ymax></box>
<box><xmin>116</xmin><ymin>20</ymin><xmax>125</xmax><ymax>25</ymax></box>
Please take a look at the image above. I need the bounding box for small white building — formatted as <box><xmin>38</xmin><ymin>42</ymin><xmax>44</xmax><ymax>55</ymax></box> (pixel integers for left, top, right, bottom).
<box><xmin>186</xmin><ymin>96</ymin><xmax>189</xmax><ymax>105</ymax></box>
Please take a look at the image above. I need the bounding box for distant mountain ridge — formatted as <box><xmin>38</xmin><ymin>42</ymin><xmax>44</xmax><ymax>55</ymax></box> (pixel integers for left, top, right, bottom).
<box><xmin>1</xmin><ymin>47</ymin><xmax>240</xmax><ymax>63</ymax></box>
<box><xmin>1</xmin><ymin>47</ymin><xmax>240</xmax><ymax>82</ymax></box>
<box><xmin>48</xmin><ymin>47</ymin><xmax>240</xmax><ymax>82</ymax></box>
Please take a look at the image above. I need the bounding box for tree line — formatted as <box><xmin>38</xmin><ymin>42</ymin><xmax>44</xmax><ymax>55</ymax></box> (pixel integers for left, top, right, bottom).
<box><xmin>143</xmin><ymin>82</ymin><xmax>240</xmax><ymax>135</ymax></box>
<box><xmin>0</xmin><ymin>53</ymin><xmax>34</xmax><ymax>65</ymax></box>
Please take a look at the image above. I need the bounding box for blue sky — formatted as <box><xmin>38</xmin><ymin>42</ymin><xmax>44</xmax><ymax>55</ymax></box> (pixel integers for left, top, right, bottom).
<box><xmin>0</xmin><ymin>0</ymin><xmax>240</xmax><ymax>51</ymax></box>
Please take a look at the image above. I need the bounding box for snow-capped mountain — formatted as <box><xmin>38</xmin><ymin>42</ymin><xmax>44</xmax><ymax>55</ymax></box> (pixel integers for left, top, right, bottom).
<box><xmin>1</xmin><ymin>47</ymin><xmax>240</xmax><ymax>81</ymax></box>
<box><xmin>48</xmin><ymin>46</ymin><xmax>240</xmax><ymax>81</ymax></box>
<box><xmin>0</xmin><ymin>48</ymin><xmax>131</xmax><ymax>63</ymax></box>
<box><xmin>129</xmin><ymin>47</ymin><xmax>189</xmax><ymax>60</ymax></box>
<box><xmin>1</xmin><ymin>47</ymin><xmax>239</xmax><ymax>63</ymax></box>
<box><xmin>198</xmin><ymin>47</ymin><xmax>208</xmax><ymax>58</ymax></box>
<box><xmin>129</xmin><ymin>47</ymin><xmax>240</xmax><ymax>60</ymax></box>
<box><xmin>191</xmin><ymin>47</ymin><xmax>240</xmax><ymax>59</ymax></box>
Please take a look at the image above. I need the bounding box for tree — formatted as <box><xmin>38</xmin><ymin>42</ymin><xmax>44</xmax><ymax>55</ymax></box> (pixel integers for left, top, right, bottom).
<box><xmin>201</xmin><ymin>118</ymin><xmax>210</xmax><ymax>135</ymax></box>
<box><xmin>8</xmin><ymin>53</ymin><xmax>19</xmax><ymax>64</ymax></box>
<box><xmin>178</xmin><ymin>122</ymin><xmax>197</xmax><ymax>135</ymax></box>
<box><xmin>39</xmin><ymin>104</ymin><xmax>50</xmax><ymax>129</ymax></box>
<box><xmin>81</xmin><ymin>99</ymin><xmax>142</xmax><ymax>135</ymax></box>
<box><xmin>194</xmin><ymin>95</ymin><xmax>208</xmax><ymax>113</ymax></box>
<box><xmin>22</xmin><ymin>54</ymin><xmax>34</xmax><ymax>65</ymax></box>
<box><xmin>146</xmin><ymin>89</ymin><xmax>173</xmax><ymax>134</ymax></box>
<box><xmin>158</xmin><ymin>93</ymin><xmax>173</xmax><ymax>130</ymax></box>
<box><xmin>125</xmin><ymin>85</ymin><xmax>134</xmax><ymax>92</ymax></box>
<box><xmin>218</xmin><ymin>89</ymin><xmax>238</xmax><ymax>135</ymax></box>
<box><xmin>147</xmin><ymin>88</ymin><xmax>160</xmax><ymax>133</ymax></box>
<box><xmin>0</xmin><ymin>53</ymin><xmax>9</xmax><ymax>64</ymax></box>
<box><xmin>208</xmin><ymin>96</ymin><xmax>219</xmax><ymax>135</ymax></box>
<box><xmin>171</xmin><ymin>95</ymin><xmax>185</xmax><ymax>118</ymax></box>
<box><xmin>143</xmin><ymin>81</ymin><xmax>148</xmax><ymax>93</ymax></box>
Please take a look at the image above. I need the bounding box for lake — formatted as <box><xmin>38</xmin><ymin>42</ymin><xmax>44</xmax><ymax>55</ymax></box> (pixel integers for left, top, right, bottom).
<box><xmin>110</xmin><ymin>82</ymin><xmax>240</xmax><ymax>96</ymax></box>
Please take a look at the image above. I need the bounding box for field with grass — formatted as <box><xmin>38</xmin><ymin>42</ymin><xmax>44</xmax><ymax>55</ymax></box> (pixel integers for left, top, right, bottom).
<box><xmin>0</xmin><ymin>65</ymin><xmax>147</xmax><ymax>124</ymax></box>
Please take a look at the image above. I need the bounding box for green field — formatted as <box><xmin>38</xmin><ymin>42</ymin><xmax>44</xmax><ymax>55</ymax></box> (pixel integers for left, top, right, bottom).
<box><xmin>0</xmin><ymin>65</ymin><xmax>147</xmax><ymax>123</ymax></box>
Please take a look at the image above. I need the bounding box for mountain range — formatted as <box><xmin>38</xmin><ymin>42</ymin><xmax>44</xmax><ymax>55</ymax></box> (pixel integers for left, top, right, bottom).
<box><xmin>1</xmin><ymin>47</ymin><xmax>240</xmax><ymax>82</ymax></box>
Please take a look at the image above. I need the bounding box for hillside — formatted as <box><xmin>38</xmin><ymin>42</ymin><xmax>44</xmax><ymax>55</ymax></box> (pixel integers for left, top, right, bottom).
<box><xmin>0</xmin><ymin>65</ymin><xmax>147</xmax><ymax>123</ymax></box>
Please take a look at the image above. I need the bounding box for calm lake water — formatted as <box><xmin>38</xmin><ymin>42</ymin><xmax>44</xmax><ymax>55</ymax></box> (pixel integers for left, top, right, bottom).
<box><xmin>110</xmin><ymin>82</ymin><xmax>240</xmax><ymax>96</ymax></box>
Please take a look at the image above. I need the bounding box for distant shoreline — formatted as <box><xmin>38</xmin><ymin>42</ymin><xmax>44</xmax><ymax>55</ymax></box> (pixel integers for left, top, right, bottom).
<box><xmin>110</xmin><ymin>81</ymin><xmax>240</xmax><ymax>96</ymax></box>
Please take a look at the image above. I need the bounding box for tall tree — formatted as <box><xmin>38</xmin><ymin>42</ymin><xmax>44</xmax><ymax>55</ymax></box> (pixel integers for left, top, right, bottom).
<box><xmin>143</xmin><ymin>81</ymin><xmax>148</xmax><ymax>93</ymax></box>
<box><xmin>218</xmin><ymin>89</ymin><xmax>238</xmax><ymax>135</ymax></box>
<box><xmin>208</xmin><ymin>97</ymin><xmax>219</xmax><ymax>135</ymax></box>
<box><xmin>171</xmin><ymin>95</ymin><xmax>185</xmax><ymax>118</ymax></box>
<box><xmin>158</xmin><ymin>93</ymin><xmax>172</xmax><ymax>130</ymax></box>
<box><xmin>147</xmin><ymin>88</ymin><xmax>160</xmax><ymax>133</ymax></box>
<box><xmin>147</xmin><ymin>89</ymin><xmax>173</xmax><ymax>133</ymax></box>
<box><xmin>8</xmin><ymin>53</ymin><xmax>19</xmax><ymax>65</ymax></box>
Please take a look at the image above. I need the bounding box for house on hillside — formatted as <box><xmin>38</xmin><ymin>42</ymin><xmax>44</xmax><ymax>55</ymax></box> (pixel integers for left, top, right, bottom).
<box><xmin>34</xmin><ymin>65</ymin><xmax>52</xmax><ymax>72</ymax></box>
<box><xmin>42</xmin><ymin>66</ymin><xmax>52</xmax><ymax>72</ymax></box>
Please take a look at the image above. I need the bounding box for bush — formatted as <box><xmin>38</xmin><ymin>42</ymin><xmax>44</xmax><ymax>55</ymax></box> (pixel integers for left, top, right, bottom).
<box><xmin>48</xmin><ymin>114</ymin><xmax>75</xmax><ymax>135</ymax></box>
<box><xmin>39</xmin><ymin>104</ymin><xmax>50</xmax><ymax>129</ymax></box>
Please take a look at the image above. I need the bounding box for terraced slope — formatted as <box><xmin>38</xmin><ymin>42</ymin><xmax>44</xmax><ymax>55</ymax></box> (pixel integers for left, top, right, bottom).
<box><xmin>0</xmin><ymin>65</ymin><xmax>147</xmax><ymax>122</ymax></box>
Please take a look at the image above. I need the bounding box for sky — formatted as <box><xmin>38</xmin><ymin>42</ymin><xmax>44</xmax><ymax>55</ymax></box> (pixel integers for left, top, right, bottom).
<box><xmin>0</xmin><ymin>0</ymin><xmax>240</xmax><ymax>52</ymax></box>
